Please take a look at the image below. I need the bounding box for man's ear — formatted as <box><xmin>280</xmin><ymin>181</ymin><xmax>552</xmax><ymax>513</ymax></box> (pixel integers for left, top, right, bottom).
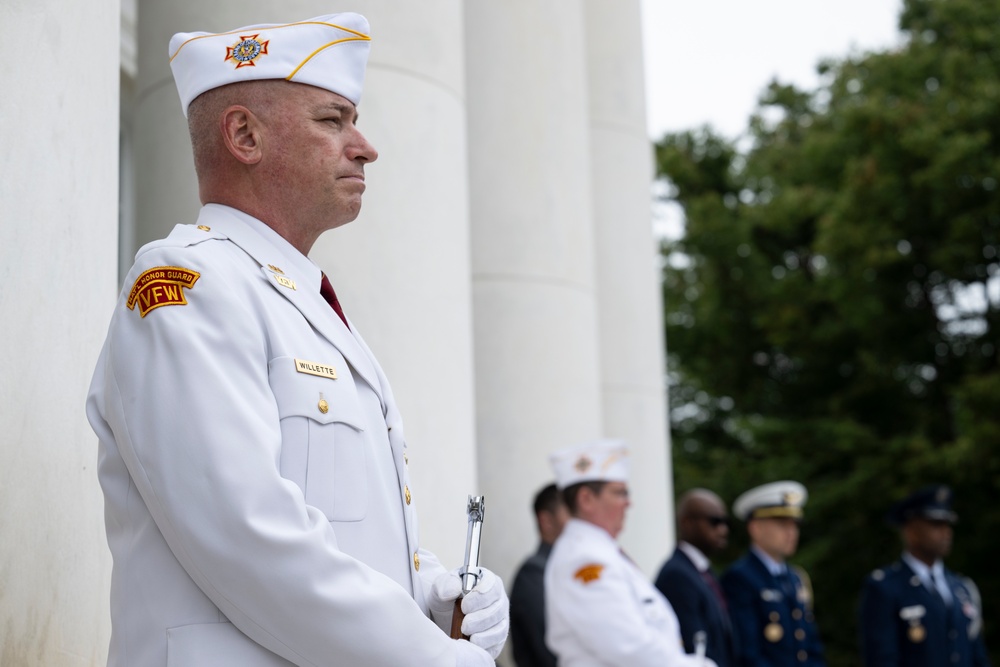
<box><xmin>220</xmin><ymin>105</ymin><xmax>263</xmax><ymax>165</ymax></box>
<box><xmin>576</xmin><ymin>486</ymin><xmax>596</xmax><ymax>514</ymax></box>
<box><xmin>536</xmin><ymin>510</ymin><xmax>551</xmax><ymax>535</ymax></box>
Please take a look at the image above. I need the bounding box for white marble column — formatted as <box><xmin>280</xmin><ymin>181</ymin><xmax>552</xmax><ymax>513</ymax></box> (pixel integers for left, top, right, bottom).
<box><xmin>0</xmin><ymin>1</ymin><xmax>119</xmax><ymax>664</ymax></box>
<box><xmin>313</xmin><ymin>1</ymin><xmax>477</xmax><ymax>559</ymax></box>
<box><xmin>133</xmin><ymin>0</ymin><xmax>476</xmax><ymax>560</ymax></box>
<box><xmin>584</xmin><ymin>0</ymin><xmax>674</xmax><ymax>574</ymax></box>
<box><xmin>465</xmin><ymin>0</ymin><xmax>605</xmax><ymax>583</ymax></box>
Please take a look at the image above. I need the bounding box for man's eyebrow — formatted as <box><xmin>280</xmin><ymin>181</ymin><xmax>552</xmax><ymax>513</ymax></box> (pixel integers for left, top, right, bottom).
<box><xmin>315</xmin><ymin>101</ymin><xmax>358</xmax><ymax>121</ymax></box>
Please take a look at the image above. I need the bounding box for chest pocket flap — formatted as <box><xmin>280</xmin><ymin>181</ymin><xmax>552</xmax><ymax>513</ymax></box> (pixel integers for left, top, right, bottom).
<box><xmin>269</xmin><ymin>356</ymin><xmax>368</xmax><ymax>522</ymax></box>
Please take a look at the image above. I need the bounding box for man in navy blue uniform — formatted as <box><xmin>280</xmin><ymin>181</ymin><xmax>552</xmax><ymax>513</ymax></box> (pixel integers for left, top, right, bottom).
<box><xmin>655</xmin><ymin>489</ymin><xmax>736</xmax><ymax>667</ymax></box>
<box><xmin>721</xmin><ymin>481</ymin><xmax>824</xmax><ymax>667</ymax></box>
<box><xmin>859</xmin><ymin>485</ymin><xmax>990</xmax><ymax>667</ymax></box>
<box><xmin>509</xmin><ymin>483</ymin><xmax>569</xmax><ymax>667</ymax></box>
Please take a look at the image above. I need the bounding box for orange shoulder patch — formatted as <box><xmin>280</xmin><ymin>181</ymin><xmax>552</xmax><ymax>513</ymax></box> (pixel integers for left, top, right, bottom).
<box><xmin>573</xmin><ymin>563</ymin><xmax>604</xmax><ymax>584</ymax></box>
<box><xmin>127</xmin><ymin>266</ymin><xmax>201</xmax><ymax>318</ymax></box>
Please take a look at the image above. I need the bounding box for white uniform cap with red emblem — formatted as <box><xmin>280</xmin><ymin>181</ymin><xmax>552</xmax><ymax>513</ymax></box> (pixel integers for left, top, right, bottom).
<box><xmin>549</xmin><ymin>439</ymin><xmax>630</xmax><ymax>490</ymax></box>
<box><xmin>168</xmin><ymin>13</ymin><xmax>371</xmax><ymax>116</ymax></box>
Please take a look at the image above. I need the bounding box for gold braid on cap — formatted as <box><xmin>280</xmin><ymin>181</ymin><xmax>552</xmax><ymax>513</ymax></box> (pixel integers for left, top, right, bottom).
<box><xmin>751</xmin><ymin>506</ymin><xmax>804</xmax><ymax>520</ymax></box>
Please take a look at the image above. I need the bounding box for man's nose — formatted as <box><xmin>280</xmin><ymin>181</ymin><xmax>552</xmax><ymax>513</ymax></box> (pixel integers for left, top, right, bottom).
<box><xmin>348</xmin><ymin>128</ymin><xmax>378</xmax><ymax>163</ymax></box>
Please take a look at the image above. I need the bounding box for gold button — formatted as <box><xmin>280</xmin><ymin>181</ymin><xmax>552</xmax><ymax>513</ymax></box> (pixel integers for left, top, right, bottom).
<box><xmin>318</xmin><ymin>399</ymin><xmax>329</xmax><ymax>414</ymax></box>
<box><xmin>405</xmin><ymin>485</ymin><xmax>411</xmax><ymax>505</ymax></box>
<box><xmin>792</xmin><ymin>609</ymin><xmax>803</xmax><ymax>620</ymax></box>
<box><xmin>403</xmin><ymin>453</ymin><xmax>409</xmax><ymax>465</ymax></box>
<box><xmin>795</xmin><ymin>629</ymin><xmax>806</xmax><ymax>641</ymax></box>
<box><xmin>413</xmin><ymin>552</ymin><xmax>420</xmax><ymax>571</ymax></box>
<box><xmin>197</xmin><ymin>225</ymin><xmax>210</xmax><ymax>231</ymax></box>
<box><xmin>798</xmin><ymin>650</ymin><xmax>807</xmax><ymax>662</ymax></box>
<box><xmin>770</xmin><ymin>611</ymin><xmax>780</xmax><ymax>622</ymax></box>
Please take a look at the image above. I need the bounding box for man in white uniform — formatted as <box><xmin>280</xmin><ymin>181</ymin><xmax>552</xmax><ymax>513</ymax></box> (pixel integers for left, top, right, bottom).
<box><xmin>544</xmin><ymin>439</ymin><xmax>715</xmax><ymax>667</ymax></box>
<box><xmin>86</xmin><ymin>13</ymin><xmax>507</xmax><ymax>667</ymax></box>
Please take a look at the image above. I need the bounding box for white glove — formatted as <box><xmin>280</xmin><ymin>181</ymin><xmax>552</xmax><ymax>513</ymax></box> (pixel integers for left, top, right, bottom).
<box><xmin>429</xmin><ymin>567</ymin><xmax>509</xmax><ymax>659</ymax></box>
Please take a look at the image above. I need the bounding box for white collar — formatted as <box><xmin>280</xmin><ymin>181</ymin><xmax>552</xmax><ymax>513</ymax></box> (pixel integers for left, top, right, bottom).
<box><xmin>751</xmin><ymin>545</ymin><xmax>786</xmax><ymax>576</ymax></box>
<box><xmin>902</xmin><ymin>551</ymin><xmax>944</xmax><ymax>581</ymax></box>
<box><xmin>565</xmin><ymin>517</ymin><xmax>617</xmax><ymax>543</ymax></box>
<box><xmin>678</xmin><ymin>541</ymin><xmax>711</xmax><ymax>572</ymax></box>
<box><xmin>902</xmin><ymin>552</ymin><xmax>952</xmax><ymax>604</ymax></box>
<box><xmin>207</xmin><ymin>204</ymin><xmax>322</xmax><ymax>291</ymax></box>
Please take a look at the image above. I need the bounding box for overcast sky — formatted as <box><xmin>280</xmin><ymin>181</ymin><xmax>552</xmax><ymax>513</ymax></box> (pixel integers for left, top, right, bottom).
<box><xmin>640</xmin><ymin>0</ymin><xmax>904</xmax><ymax>141</ymax></box>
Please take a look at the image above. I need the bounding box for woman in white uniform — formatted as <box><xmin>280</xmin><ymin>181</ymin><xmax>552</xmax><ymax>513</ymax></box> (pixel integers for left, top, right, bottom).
<box><xmin>544</xmin><ymin>439</ymin><xmax>716</xmax><ymax>667</ymax></box>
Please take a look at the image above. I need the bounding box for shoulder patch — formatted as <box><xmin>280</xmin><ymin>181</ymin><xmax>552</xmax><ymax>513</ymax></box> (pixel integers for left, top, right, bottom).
<box><xmin>127</xmin><ymin>266</ymin><xmax>201</xmax><ymax>317</ymax></box>
<box><xmin>574</xmin><ymin>564</ymin><xmax>604</xmax><ymax>584</ymax></box>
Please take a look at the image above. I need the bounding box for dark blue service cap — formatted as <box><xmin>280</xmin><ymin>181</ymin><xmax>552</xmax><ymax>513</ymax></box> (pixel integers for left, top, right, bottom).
<box><xmin>886</xmin><ymin>485</ymin><xmax>957</xmax><ymax>527</ymax></box>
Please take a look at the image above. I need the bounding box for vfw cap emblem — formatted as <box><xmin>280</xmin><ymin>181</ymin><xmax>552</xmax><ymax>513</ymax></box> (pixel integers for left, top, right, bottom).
<box><xmin>225</xmin><ymin>34</ymin><xmax>269</xmax><ymax>69</ymax></box>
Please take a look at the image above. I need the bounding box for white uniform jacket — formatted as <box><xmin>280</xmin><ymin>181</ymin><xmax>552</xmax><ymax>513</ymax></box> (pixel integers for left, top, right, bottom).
<box><xmin>544</xmin><ymin>519</ymin><xmax>713</xmax><ymax>667</ymax></box>
<box><xmin>87</xmin><ymin>204</ymin><xmax>460</xmax><ymax>666</ymax></box>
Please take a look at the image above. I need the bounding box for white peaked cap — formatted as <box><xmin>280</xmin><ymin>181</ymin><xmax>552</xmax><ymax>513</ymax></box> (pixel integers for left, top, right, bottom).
<box><xmin>733</xmin><ymin>480</ymin><xmax>808</xmax><ymax>521</ymax></box>
<box><xmin>549</xmin><ymin>439</ymin><xmax>630</xmax><ymax>490</ymax></box>
<box><xmin>168</xmin><ymin>13</ymin><xmax>371</xmax><ymax>116</ymax></box>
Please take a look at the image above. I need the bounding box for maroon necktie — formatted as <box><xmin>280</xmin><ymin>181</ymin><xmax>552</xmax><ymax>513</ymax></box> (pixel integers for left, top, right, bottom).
<box><xmin>320</xmin><ymin>273</ymin><xmax>350</xmax><ymax>330</ymax></box>
<box><xmin>701</xmin><ymin>568</ymin><xmax>729</xmax><ymax>613</ymax></box>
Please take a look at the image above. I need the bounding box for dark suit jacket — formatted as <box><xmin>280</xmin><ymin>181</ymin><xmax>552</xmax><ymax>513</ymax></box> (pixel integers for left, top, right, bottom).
<box><xmin>721</xmin><ymin>551</ymin><xmax>825</xmax><ymax>667</ymax></box>
<box><xmin>655</xmin><ymin>547</ymin><xmax>735</xmax><ymax>667</ymax></box>
<box><xmin>859</xmin><ymin>559</ymin><xmax>990</xmax><ymax>667</ymax></box>
<box><xmin>510</xmin><ymin>542</ymin><xmax>557</xmax><ymax>667</ymax></box>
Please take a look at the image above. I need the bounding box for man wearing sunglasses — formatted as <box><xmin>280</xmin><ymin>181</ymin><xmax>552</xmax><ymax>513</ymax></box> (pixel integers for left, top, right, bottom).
<box><xmin>655</xmin><ymin>489</ymin><xmax>736</xmax><ymax>667</ymax></box>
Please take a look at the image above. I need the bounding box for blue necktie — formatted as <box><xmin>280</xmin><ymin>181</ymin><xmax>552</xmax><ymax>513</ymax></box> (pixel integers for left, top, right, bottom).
<box><xmin>777</xmin><ymin>569</ymin><xmax>795</xmax><ymax>599</ymax></box>
<box><xmin>930</xmin><ymin>570</ymin><xmax>952</xmax><ymax>607</ymax></box>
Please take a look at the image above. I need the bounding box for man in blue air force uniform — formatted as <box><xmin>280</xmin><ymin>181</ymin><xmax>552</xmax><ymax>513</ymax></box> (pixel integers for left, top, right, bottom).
<box><xmin>859</xmin><ymin>485</ymin><xmax>990</xmax><ymax>667</ymax></box>
<box><xmin>655</xmin><ymin>488</ymin><xmax>736</xmax><ymax>667</ymax></box>
<box><xmin>721</xmin><ymin>481</ymin><xmax>824</xmax><ymax>667</ymax></box>
<box><xmin>87</xmin><ymin>12</ymin><xmax>507</xmax><ymax>667</ymax></box>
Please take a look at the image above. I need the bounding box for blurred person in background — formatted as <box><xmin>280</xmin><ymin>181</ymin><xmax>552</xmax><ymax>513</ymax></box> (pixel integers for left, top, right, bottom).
<box><xmin>656</xmin><ymin>489</ymin><xmax>736</xmax><ymax>667</ymax></box>
<box><xmin>722</xmin><ymin>481</ymin><xmax>824</xmax><ymax>667</ymax></box>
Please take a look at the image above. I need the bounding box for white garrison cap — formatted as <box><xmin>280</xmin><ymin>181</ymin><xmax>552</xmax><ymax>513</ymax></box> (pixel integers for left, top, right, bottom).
<box><xmin>168</xmin><ymin>13</ymin><xmax>372</xmax><ymax>116</ymax></box>
<box><xmin>733</xmin><ymin>480</ymin><xmax>808</xmax><ymax>521</ymax></box>
<box><xmin>549</xmin><ymin>439</ymin><xmax>630</xmax><ymax>490</ymax></box>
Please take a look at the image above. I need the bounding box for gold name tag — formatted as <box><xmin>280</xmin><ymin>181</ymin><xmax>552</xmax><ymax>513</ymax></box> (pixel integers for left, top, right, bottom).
<box><xmin>274</xmin><ymin>274</ymin><xmax>297</xmax><ymax>290</ymax></box>
<box><xmin>295</xmin><ymin>358</ymin><xmax>337</xmax><ymax>380</ymax></box>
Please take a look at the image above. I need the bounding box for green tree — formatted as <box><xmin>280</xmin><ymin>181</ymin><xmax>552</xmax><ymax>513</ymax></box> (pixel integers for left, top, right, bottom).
<box><xmin>658</xmin><ymin>0</ymin><xmax>1000</xmax><ymax>663</ymax></box>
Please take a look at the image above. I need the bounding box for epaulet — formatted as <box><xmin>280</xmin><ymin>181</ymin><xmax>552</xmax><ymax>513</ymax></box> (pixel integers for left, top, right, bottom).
<box><xmin>136</xmin><ymin>223</ymin><xmax>227</xmax><ymax>257</ymax></box>
<box><xmin>869</xmin><ymin>561</ymin><xmax>902</xmax><ymax>582</ymax></box>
